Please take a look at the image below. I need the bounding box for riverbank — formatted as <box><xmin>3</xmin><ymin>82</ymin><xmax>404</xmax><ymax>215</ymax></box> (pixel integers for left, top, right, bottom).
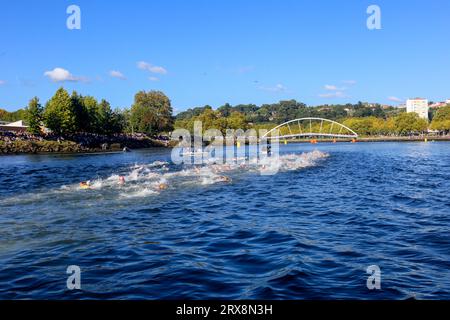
<box><xmin>2</xmin><ymin>134</ymin><xmax>449</xmax><ymax>155</ymax></box>
<box><xmin>0</xmin><ymin>133</ymin><xmax>170</xmax><ymax>155</ymax></box>
<box><xmin>284</xmin><ymin>136</ymin><xmax>450</xmax><ymax>143</ymax></box>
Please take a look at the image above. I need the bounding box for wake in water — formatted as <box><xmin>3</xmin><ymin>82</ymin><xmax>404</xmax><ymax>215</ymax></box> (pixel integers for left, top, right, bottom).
<box><xmin>0</xmin><ymin>151</ymin><xmax>329</xmax><ymax>205</ymax></box>
<box><xmin>71</xmin><ymin>150</ymin><xmax>329</xmax><ymax>198</ymax></box>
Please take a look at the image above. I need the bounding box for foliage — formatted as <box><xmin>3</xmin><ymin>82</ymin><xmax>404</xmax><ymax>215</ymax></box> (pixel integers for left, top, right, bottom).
<box><xmin>0</xmin><ymin>108</ymin><xmax>27</xmax><ymax>122</ymax></box>
<box><xmin>25</xmin><ymin>97</ymin><xmax>43</xmax><ymax>135</ymax></box>
<box><xmin>174</xmin><ymin>109</ymin><xmax>248</xmax><ymax>135</ymax></box>
<box><xmin>430</xmin><ymin>105</ymin><xmax>450</xmax><ymax>132</ymax></box>
<box><xmin>394</xmin><ymin>112</ymin><xmax>428</xmax><ymax>135</ymax></box>
<box><xmin>130</xmin><ymin>91</ymin><xmax>174</xmax><ymax>135</ymax></box>
<box><xmin>43</xmin><ymin>87</ymin><xmax>77</xmax><ymax>135</ymax></box>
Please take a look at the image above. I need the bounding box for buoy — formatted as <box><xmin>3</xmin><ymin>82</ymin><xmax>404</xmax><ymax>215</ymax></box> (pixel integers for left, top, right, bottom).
<box><xmin>424</xmin><ymin>138</ymin><xmax>428</xmax><ymax>143</ymax></box>
<box><xmin>237</xmin><ymin>141</ymin><xmax>241</xmax><ymax>148</ymax></box>
<box><xmin>284</xmin><ymin>140</ymin><xmax>288</xmax><ymax>145</ymax></box>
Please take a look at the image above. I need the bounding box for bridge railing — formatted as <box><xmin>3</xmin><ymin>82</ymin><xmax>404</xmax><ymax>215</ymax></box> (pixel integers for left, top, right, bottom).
<box><xmin>261</xmin><ymin>118</ymin><xmax>358</xmax><ymax>139</ymax></box>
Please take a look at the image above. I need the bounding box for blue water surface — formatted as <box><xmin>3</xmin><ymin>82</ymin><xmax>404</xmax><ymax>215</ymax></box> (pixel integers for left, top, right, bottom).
<box><xmin>0</xmin><ymin>142</ymin><xmax>449</xmax><ymax>299</ymax></box>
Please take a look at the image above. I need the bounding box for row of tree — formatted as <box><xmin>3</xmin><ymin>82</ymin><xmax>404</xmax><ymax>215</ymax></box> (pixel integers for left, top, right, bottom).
<box><xmin>430</xmin><ymin>106</ymin><xmax>450</xmax><ymax>133</ymax></box>
<box><xmin>175</xmin><ymin>104</ymin><xmax>450</xmax><ymax>136</ymax></box>
<box><xmin>16</xmin><ymin>88</ymin><xmax>174</xmax><ymax>136</ymax></box>
<box><xmin>3</xmin><ymin>93</ymin><xmax>450</xmax><ymax>137</ymax></box>
<box><xmin>176</xmin><ymin>100</ymin><xmax>403</xmax><ymax>124</ymax></box>
<box><xmin>174</xmin><ymin>107</ymin><xmax>248</xmax><ymax>134</ymax></box>
<box><xmin>342</xmin><ymin>113</ymin><xmax>429</xmax><ymax>136</ymax></box>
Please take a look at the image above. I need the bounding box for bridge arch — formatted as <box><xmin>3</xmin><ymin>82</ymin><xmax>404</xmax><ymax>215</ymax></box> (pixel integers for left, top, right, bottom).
<box><xmin>261</xmin><ymin>117</ymin><xmax>358</xmax><ymax>139</ymax></box>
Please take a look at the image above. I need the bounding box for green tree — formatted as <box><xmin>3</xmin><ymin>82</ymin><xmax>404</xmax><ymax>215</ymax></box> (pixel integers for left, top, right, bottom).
<box><xmin>95</xmin><ymin>99</ymin><xmax>125</xmax><ymax>135</ymax></box>
<box><xmin>431</xmin><ymin>105</ymin><xmax>450</xmax><ymax>133</ymax></box>
<box><xmin>0</xmin><ymin>108</ymin><xmax>27</xmax><ymax>122</ymax></box>
<box><xmin>197</xmin><ymin>108</ymin><xmax>219</xmax><ymax>131</ymax></box>
<box><xmin>96</xmin><ymin>99</ymin><xmax>113</xmax><ymax>134</ymax></box>
<box><xmin>25</xmin><ymin>97</ymin><xmax>43</xmax><ymax>135</ymax></box>
<box><xmin>227</xmin><ymin>111</ymin><xmax>247</xmax><ymax>130</ymax></box>
<box><xmin>71</xmin><ymin>91</ymin><xmax>88</xmax><ymax>132</ymax></box>
<box><xmin>82</xmin><ymin>96</ymin><xmax>99</xmax><ymax>133</ymax></box>
<box><xmin>0</xmin><ymin>109</ymin><xmax>8</xmax><ymax>121</ymax></box>
<box><xmin>395</xmin><ymin>112</ymin><xmax>428</xmax><ymax>135</ymax></box>
<box><xmin>44</xmin><ymin>87</ymin><xmax>77</xmax><ymax>135</ymax></box>
<box><xmin>130</xmin><ymin>91</ymin><xmax>173</xmax><ymax>135</ymax></box>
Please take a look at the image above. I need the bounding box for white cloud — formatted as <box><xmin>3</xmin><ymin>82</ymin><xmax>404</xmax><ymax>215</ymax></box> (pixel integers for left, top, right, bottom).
<box><xmin>319</xmin><ymin>91</ymin><xmax>348</xmax><ymax>99</ymax></box>
<box><xmin>342</xmin><ymin>80</ymin><xmax>357</xmax><ymax>85</ymax></box>
<box><xmin>388</xmin><ymin>96</ymin><xmax>403</xmax><ymax>103</ymax></box>
<box><xmin>0</xmin><ymin>80</ymin><xmax>6</xmax><ymax>85</ymax></box>
<box><xmin>44</xmin><ymin>68</ymin><xmax>84</xmax><ymax>82</ymax></box>
<box><xmin>149</xmin><ymin>76</ymin><xmax>159</xmax><ymax>82</ymax></box>
<box><xmin>109</xmin><ymin>70</ymin><xmax>126</xmax><ymax>80</ymax></box>
<box><xmin>325</xmin><ymin>84</ymin><xmax>338</xmax><ymax>91</ymax></box>
<box><xmin>325</xmin><ymin>84</ymin><xmax>348</xmax><ymax>91</ymax></box>
<box><xmin>320</xmin><ymin>81</ymin><xmax>354</xmax><ymax>98</ymax></box>
<box><xmin>259</xmin><ymin>83</ymin><xmax>287</xmax><ymax>93</ymax></box>
<box><xmin>137</xmin><ymin>61</ymin><xmax>167</xmax><ymax>75</ymax></box>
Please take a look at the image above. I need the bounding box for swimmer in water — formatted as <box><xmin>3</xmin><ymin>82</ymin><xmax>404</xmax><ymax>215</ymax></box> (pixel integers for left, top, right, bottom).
<box><xmin>118</xmin><ymin>176</ymin><xmax>126</xmax><ymax>185</ymax></box>
<box><xmin>157</xmin><ymin>183</ymin><xmax>169</xmax><ymax>190</ymax></box>
<box><xmin>79</xmin><ymin>181</ymin><xmax>91</xmax><ymax>189</ymax></box>
<box><xmin>216</xmin><ymin>175</ymin><xmax>232</xmax><ymax>183</ymax></box>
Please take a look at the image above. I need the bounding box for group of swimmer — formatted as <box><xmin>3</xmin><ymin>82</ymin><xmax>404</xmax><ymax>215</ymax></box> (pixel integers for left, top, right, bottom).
<box><xmin>79</xmin><ymin>166</ymin><xmax>232</xmax><ymax>191</ymax></box>
<box><xmin>80</xmin><ymin>175</ymin><xmax>170</xmax><ymax>191</ymax></box>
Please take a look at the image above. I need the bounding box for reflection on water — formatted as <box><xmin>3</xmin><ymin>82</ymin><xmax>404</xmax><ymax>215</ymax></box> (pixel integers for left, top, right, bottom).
<box><xmin>0</xmin><ymin>142</ymin><xmax>449</xmax><ymax>299</ymax></box>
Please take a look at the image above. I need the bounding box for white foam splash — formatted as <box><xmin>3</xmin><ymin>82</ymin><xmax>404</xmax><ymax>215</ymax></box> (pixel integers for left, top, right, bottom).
<box><xmin>0</xmin><ymin>151</ymin><xmax>329</xmax><ymax>204</ymax></box>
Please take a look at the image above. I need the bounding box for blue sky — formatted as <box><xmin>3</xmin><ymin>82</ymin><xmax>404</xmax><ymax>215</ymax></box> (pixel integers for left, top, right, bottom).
<box><xmin>1</xmin><ymin>0</ymin><xmax>449</xmax><ymax>112</ymax></box>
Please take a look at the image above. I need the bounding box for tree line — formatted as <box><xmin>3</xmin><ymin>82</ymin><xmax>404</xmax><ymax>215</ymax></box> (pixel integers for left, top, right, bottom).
<box><xmin>3</xmin><ymin>94</ymin><xmax>450</xmax><ymax>137</ymax></box>
<box><xmin>176</xmin><ymin>100</ymin><xmax>402</xmax><ymax>125</ymax></box>
<box><xmin>1</xmin><ymin>87</ymin><xmax>174</xmax><ymax>136</ymax></box>
<box><xmin>175</xmin><ymin>101</ymin><xmax>450</xmax><ymax>136</ymax></box>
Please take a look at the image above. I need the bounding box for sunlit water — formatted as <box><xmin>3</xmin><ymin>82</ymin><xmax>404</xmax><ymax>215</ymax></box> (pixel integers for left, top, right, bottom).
<box><xmin>0</xmin><ymin>142</ymin><xmax>449</xmax><ymax>299</ymax></box>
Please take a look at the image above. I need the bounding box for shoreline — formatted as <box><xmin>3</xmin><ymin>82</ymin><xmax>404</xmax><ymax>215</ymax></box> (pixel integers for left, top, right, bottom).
<box><xmin>0</xmin><ymin>138</ymin><xmax>172</xmax><ymax>156</ymax></box>
<box><xmin>282</xmin><ymin>136</ymin><xmax>450</xmax><ymax>143</ymax></box>
<box><xmin>1</xmin><ymin>136</ymin><xmax>449</xmax><ymax>156</ymax></box>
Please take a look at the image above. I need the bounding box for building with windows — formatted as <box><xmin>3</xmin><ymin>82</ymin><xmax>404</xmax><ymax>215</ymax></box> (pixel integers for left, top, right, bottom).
<box><xmin>406</xmin><ymin>98</ymin><xmax>429</xmax><ymax>120</ymax></box>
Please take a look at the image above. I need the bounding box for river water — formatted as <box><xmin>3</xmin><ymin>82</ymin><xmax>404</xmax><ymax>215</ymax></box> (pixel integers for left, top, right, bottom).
<box><xmin>0</xmin><ymin>142</ymin><xmax>449</xmax><ymax>299</ymax></box>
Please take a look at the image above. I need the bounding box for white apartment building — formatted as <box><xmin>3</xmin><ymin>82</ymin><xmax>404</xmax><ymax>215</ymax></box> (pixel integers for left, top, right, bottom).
<box><xmin>406</xmin><ymin>98</ymin><xmax>429</xmax><ymax>120</ymax></box>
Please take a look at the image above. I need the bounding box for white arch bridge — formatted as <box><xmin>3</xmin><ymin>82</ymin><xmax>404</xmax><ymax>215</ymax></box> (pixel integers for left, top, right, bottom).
<box><xmin>261</xmin><ymin>117</ymin><xmax>358</xmax><ymax>140</ymax></box>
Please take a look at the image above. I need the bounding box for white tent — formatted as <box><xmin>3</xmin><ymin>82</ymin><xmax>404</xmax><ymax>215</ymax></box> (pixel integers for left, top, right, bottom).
<box><xmin>4</xmin><ymin>120</ymin><xmax>28</xmax><ymax>128</ymax></box>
